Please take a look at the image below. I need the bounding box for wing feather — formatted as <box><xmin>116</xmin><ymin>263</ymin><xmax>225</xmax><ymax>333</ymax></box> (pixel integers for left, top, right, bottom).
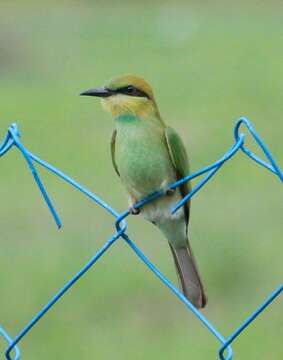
<box><xmin>111</xmin><ymin>130</ymin><xmax>120</xmax><ymax>176</ymax></box>
<box><xmin>165</xmin><ymin>126</ymin><xmax>191</xmax><ymax>227</ymax></box>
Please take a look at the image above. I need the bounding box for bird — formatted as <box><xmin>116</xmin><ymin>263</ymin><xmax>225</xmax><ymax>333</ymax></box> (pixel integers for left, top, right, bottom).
<box><xmin>80</xmin><ymin>74</ymin><xmax>207</xmax><ymax>308</ymax></box>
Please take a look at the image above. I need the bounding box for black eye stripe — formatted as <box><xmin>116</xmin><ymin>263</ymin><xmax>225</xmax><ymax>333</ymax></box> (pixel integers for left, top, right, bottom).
<box><xmin>114</xmin><ymin>85</ymin><xmax>150</xmax><ymax>99</ymax></box>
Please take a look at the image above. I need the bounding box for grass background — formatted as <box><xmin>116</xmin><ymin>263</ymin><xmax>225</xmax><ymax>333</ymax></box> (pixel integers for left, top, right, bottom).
<box><xmin>0</xmin><ymin>1</ymin><xmax>282</xmax><ymax>359</ymax></box>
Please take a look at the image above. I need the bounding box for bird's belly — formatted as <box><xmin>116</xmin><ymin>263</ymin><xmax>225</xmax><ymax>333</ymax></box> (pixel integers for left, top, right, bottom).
<box><xmin>115</xmin><ymin>121</ymin><xmax>186</xmax><ymax>224</ymax></box>
<box><xmin>117</xmin><ymin>142</ymin><xmax>175</xmax><ymax>198</ymax></box>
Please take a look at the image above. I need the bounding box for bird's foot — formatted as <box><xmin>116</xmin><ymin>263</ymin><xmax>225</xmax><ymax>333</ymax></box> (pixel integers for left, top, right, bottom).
<box><xmin>129</xmin><ymin>205</ymin><xmax>140</xmax><ymax>215</ymax></box>
<box><xmin>165</xmin><ymin>188</ymin><xmax>175</xmax><ymax>196</ymax></box>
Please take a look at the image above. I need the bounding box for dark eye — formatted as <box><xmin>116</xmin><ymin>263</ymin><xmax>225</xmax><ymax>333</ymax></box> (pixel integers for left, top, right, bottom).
<box><xmin>116</xmin><ymin>85</ymin><xmax>150</xmax><ymax>98</ymax></box>
<box><xmin>124</xmin><ymin>85</ymin><xmax>138</xmax><ymax>95</ymax></box>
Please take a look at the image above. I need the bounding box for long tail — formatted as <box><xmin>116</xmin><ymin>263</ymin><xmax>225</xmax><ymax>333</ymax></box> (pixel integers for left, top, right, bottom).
<box><xmin>169</xmin><ymin>241</ymin><xmax>207</xmax><ymax>309</ymax></box>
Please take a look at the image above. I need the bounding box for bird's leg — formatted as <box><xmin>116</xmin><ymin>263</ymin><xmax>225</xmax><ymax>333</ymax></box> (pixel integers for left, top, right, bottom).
<box><xmin>161</xmin><ymin>180</ymin><xmax>175</xmax><ymax>196</ymax></box>
<box><xmin>166</xmin><ymin>188</ymin><xmax>175</xmax><ymax>196</ymax></box>
<box><xmin>161</xmin><ymin>181</ymin><xmax>176</xmax><ymax>196</ymax></box>
<box><xmin>128</xmin><ymin>196</ymin><xmax>140</xmax><ymax>215</ymax></box>
<box><xmin>129</xmin><ymin>205</ymin><xmax>140</xmax><ymax>215</ymax></box>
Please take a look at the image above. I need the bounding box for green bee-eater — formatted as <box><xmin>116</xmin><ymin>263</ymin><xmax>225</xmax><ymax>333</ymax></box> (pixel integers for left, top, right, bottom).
<box><xmin>81</xmin><ymin>75</ymin><xmax>207</xmax><ymax>308</ymax></box>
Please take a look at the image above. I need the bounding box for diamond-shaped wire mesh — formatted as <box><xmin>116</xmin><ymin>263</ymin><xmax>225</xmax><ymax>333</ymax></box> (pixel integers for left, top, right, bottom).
<box><xmin>0</xmin><ymin>118</ymin><xmax>282</xmax><ymax>360</ymax></box>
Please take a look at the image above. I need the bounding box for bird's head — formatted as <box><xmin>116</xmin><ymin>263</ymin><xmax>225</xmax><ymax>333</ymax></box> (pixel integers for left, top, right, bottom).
<box><xmin>80</xmin><ymin>74</ymin><xmax>160</xmax><ymax>119</ymax></box>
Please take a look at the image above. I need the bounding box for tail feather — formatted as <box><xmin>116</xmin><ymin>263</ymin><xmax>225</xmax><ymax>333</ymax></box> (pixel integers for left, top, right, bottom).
<box><xmin>169</xmin><ymin>242</ymin><xmax>207</xmax><ymax>309</ymax></box>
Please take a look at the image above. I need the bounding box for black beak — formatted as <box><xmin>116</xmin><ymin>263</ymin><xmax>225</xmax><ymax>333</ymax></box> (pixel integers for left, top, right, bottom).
<box><xmin>80</xmin><ymin>87</ymin><xmax>113</xmax><ymax>97</ymax></box>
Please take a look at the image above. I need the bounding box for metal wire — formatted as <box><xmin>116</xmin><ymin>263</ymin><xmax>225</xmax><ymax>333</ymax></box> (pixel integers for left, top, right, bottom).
<box><xmin>0</xmin><ymin>117</ymin><xmax>282</xmax><ymax>360</ymax></box>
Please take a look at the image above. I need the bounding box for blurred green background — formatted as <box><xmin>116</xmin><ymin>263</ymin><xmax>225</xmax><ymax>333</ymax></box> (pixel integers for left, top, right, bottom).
<box><xmin>0</xmin><ymin>1</ymin><xmax>282</xmax><ymax>359</ymax></box>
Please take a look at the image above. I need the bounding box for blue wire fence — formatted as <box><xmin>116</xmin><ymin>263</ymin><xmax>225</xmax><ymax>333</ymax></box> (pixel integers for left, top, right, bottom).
<box><xmin>0</xmin><ymin>117</ymin><xmax>282</xmax><ymax>360</ymax></box>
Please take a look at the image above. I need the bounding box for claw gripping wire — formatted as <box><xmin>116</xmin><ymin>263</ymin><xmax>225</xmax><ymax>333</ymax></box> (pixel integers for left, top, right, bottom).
<box><xmin>0</xmin><ymin>118</ymin><xmax>282</xmax><ymax>360</ymax></box>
